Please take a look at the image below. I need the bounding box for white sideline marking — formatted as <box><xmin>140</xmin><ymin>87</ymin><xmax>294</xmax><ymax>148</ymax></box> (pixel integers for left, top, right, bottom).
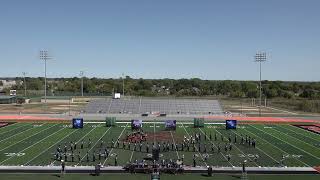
<box><xmin>129</xmin><ymin>151</ymin><xmax>134</xmax><ymax>162</ymax></box>
<box><xmin>0</xmin><ymin>124</ymin><xmax>42</xmax><ymax>144</ymax></box>
<box><xmin>181</xmin><ymin>124</ymin><xmax>207</xmax><ymax>167</ymax></box>
<box><xmin>76</xmin><ymin>127</ymin><xmax>112</xmax><ymax>165</ymax></box>
<box><xmin>0</xmin><ymin>123</ymin><xmax>29</xmax><ymax>136</ymax></box>
<box><xmin>280</xmin><ymin>125</ymin><xmax>320</xmax><ymax>143</ymax></box>
<box><xmin>103</xmin><ymin>123</ymin><xmax>128</xmax><ymax>166</ymax></box>
<box><xmin>153</xmin><ymin>121</ymin><xmax>156</xmax><ymax>143</ymax></box>
<box><xmin>198</xmin><ymin>128</ymin><xmax>233</xmax><ymax>167</ymax></box>
<box><xmin>24</xmin><ymin>129</ymin><xmax>77</xmax><ymax>165</ymax></box>
<box><xmin>271</xmin><ymin>127</ymin><xmax>320</xmax><ymax>151</ymax></box>
<box><xmin>249</xmin><ymin>125</ymin><xmax>311</xmax><ymax>167</ymax></box>
<box><xmin>170</xmin><ymin>131</ymin><xmax>180</xmax><ymax>159</ymax></box>
<box><xmin>0</xmin><ymin>125</ymin><xmax>65</xmax><ymax>165</ymax></box>
<box><xmin>83</xmin><ymin>122</ymin><xmax>224</xmax><ymax>125</ymax></box>
<box><xmin>0</xmin><ymin>123</ymin><xmax>50</xmax><ymax>152</ymax></box>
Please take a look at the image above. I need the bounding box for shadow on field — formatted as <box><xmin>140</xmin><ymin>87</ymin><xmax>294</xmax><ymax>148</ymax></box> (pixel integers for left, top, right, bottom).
<box><xmin>200</xmin><ymin>174</ymin><xmax>241</xmax><ymax>179</ymax></box>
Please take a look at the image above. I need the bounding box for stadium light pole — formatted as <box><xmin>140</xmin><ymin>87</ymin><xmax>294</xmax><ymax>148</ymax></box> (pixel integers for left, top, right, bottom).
<box><xmin>40</xmin><ymin>50</ymin><xmax>52</xmax><ymax>104</ymax></box>
<box><xmin>122</xmin><ymin>73</ymin><xmax>125</xmax><ymax>96</ymax></box>
<box><xmin>80</xmin><ymin>71</ymin><xmax>84</xmax><ymax>97</ymax></box>
<box><xmin>22</xmin><ymin>72</ymin><xmax>27</xmax><ymax>97</ymax></box>
<box><xmin>255</xmin><ymin>52</ymin><xmax>267</xmax><ymax>117</ymax></box>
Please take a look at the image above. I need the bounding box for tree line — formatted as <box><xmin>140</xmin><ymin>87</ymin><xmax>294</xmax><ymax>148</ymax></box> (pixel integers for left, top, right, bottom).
<box><xmin>3</xmin><ymin>77</ymin><xmax>320</xmax><ymax>99</ymax></box>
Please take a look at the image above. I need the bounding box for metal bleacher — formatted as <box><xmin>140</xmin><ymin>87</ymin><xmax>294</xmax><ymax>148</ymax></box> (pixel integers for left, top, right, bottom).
<box><xmin>84</xmin><ymin>97</ymin><xmax>223</xmax><ymax>115</ymax></box>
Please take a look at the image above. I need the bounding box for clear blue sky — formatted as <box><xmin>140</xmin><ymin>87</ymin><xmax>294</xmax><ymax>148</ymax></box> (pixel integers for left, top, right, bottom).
<box><xmin>0</xmin><ymin>0</ymin><xmax>319</xmax><ymax>81</ymax></box>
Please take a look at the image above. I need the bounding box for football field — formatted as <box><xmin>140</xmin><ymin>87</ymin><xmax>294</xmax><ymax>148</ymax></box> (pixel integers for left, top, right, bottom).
<box><xmin>0</xmin><ymin>121</ymin><xmax>319</xmax><ymax>168</ymax></box>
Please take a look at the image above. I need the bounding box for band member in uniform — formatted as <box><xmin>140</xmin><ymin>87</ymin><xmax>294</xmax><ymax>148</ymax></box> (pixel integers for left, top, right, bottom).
<box><xmin>61</xmin><ymin>160</ymin><xmax>66</xmax><ymax>177</ymax></box>
<box><xmin>86</xmin><ymin>151</ymin><xmax>89</xmax><ymax>162</ymax></box>
<box><xmin>115</xmin><ymin>154</ymin><xmax>118</xmax><ymax>166</ymax></box>
<box><xmin>77</xmin><ymin>152</ymin><xmax>81</xmax><ymax>162</ymax></box>
<box><xmin>227</xmin><ymin>154</ymin><xmax>231</xmax><ymax>161</ymax></box>
<box><xmin>92</xmin><ymin>151</ymin><xmax>96</xmax><ymax>162</ymax></box>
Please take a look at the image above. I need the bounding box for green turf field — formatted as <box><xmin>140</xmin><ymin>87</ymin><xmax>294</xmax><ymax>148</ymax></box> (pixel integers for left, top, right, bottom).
<box><xmin>0</xmin><ymin>122</ymin><xmax>319</xmax><ymax>168</ymax></box>
<box><xmin>0</xmin><ymin>173</ymin><xmax>319</xmax><ymax>180</ymax></box>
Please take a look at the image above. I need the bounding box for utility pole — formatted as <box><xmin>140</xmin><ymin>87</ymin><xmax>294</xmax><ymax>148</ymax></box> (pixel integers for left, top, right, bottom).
<box><xmin>22</xmin><ymin>72</ymin><xmax>27</xmax><ymax>97</ymax></box>
<box><xmin>40</xmin><ymin>50</ymin><xmax>52</xmax><ymax>104</ymax></box>
<box><xmin>255</xmin><ymin>52</ymin><xmax>267</xmax><ymax>117</ymax></box>
<box><xmin>80</xmin><ymin>71</ymin><xmax>84</xmax><ymax>97</ymax></box>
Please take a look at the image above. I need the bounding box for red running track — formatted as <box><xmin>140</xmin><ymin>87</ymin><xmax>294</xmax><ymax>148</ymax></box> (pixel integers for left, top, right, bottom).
<box><xmin>203</xmin><ymin>115</ymin><xmax>318</xmax><ymax>123</ymax></box>
<box><xmin>0</xmin><ymin>115</ymin><xmax>66</xmax><ymax>121</ymax></box>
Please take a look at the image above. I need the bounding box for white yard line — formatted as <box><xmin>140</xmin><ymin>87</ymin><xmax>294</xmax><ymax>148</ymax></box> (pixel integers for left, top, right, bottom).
<box><xmin>0</xmin><ymin>125</ymin><xmax>65</xmax><ymax>165</ymax></box>
<box><xmin>213</xmin><ymin>128</ymin><xmax>259</xmax><ymax>167</ymax></box>
<box><xmin>253</xmin><ymin>126</ymin><xmax>320</xmax><ymax>160</ymax></box>
<box><xmin>170</xmin><ymin>131</ymin><xmax>180</xmax><ymax>159</ymax></box>
<box><xmin>153</xmin><ymin>121</ymin><xmax>156</xmax><ymax>143</ymax></box>
<box><xmin>129</xmin><ymin>151</ymin><xmax>135</xmax><ymax>163</ymax></box>
<box><xmin>0</xmin><ymin>123</ymin><xmax>50</xmax><ymax>152</ymax></box>
<box><xmin>51</xmin><ymin>124</ymin><xmax>101</xmax><ymax>165</ymax></box>
<box><xmin>231</xmin><ymin>130</ymin><xmax>279</xmax><ymax>164</ymax></box>
<box><xmin>181</xmin><ymin>124</ymin><xmax>207</xmax><ymax>167</ymax></box>
<box><xmin>76</xmin><ymin>127</ymin><xmax>112</xmax><ymax>166</ymax></box>
<box><xmin>24</xmin><ymin>129</ymin><xmax>77</xmax><ymax>165</ymax></box>
<box><xmin>0</xmin><ymin>124</ymin><xmax>42</xmax><ymax>144</ymax></box>
<box><xmin>271</xmin><ymin>127</ymin><xmax>320</xmax><ymax>150</ymax></box>
<box><xmin>280</xmin><ymin>125</ymin><xmax>320</xmax><ymax>143</ymax></box>
<box><xmin>0</xmin><ymin>123</ymin><xmax>29</xmax><ymax>135</ymax></box>
<box><xmin>198</xmin><ymin>128</ymin><xmax>233</xmax><ymax>167</ymax></box>
<box><xmin>103</xmin><ymin>123</ymin><xmax>128</xmax><ymax>166</ymax></box>
<box><xmin>249</xmin><ymin>125</ymin><xmax>312</xmax><ymax>167</ymax></box>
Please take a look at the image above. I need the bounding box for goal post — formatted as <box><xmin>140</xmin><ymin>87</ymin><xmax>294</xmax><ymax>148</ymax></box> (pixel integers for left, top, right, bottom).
<box><xmin>194</xmin><ymin>118</ymin><xmax>205</xmax><ymax>128</ymax></box>
<box><xmin>106</xmin><ymin>117</ymin><xmax>116</xmax><ymax>127</ymax></box>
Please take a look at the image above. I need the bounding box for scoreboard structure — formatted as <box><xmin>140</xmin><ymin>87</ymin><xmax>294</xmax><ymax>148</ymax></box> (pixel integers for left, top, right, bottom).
<box><xmin>131</xmin><ymin>119</ymin><xmax>143</xmax><ymax>130</ymax></box>
<box><xmin>72</xmin><ymin>118</ymin><xmax>84</xmax><ymax>129</ymax></box>
<box><xmin>226</xmin><ymin>120</ymin><xmax>237</xmax><ymax>130</ymax></box>
<box><xmin>165</xmin><ymin>120</ymin><xmax>176</xmax><ymax>130</ymax></box>
<box><xmin>106</xmin><ymin>117</ymin><xmax>116</xmax><ymax>127</ymax></box>
<box><xmin>194</xmin><ymin>118</ymin><xmax>205</xmax><ymax>128</ymax></box>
